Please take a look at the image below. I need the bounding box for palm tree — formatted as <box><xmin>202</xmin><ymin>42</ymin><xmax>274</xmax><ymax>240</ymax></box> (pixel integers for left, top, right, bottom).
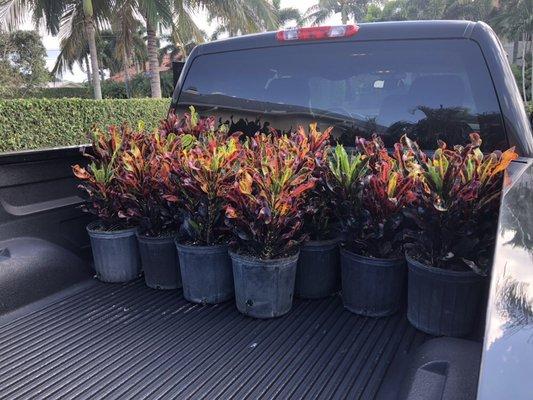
<box><xmin>273</xmin><ymin>0</ymin><xmax>301</xmax><ymax>27</ymax></box>
<box><xmin>208</xmin><ymin>0</ymin><xmax>278</xmax><ymax>40</ymax></box>
<box><xmin>137</xmin><ymin>0</ymin><xmax>172</xmax><ymax>99</ymax></box>
<box><xmin>491</xmin><ymin>0</ymin><xmax>533</xmax><ymax>101</ymax></box>
<box><xmin>0</xmin><ymin>0</ymin><xmax>109</xmax><ymax>99</ymax></box>
<box><xmin>109</xmin><ymin>1</ymin><xmax>147</xmax><ymax>97</ymax></box>
<box><xmin>81</xmin><ymin>0</ymin><xmax>108</xmax><ymax>99</ymax></box>
<box><xmin>304</xmin><ymin>0</ymin><xmax>373</xmax><ymax>25</ymax></box>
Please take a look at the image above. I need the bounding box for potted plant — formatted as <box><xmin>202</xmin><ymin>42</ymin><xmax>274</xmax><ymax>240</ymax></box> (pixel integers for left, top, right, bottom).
<box><xmin>225</xmin><ymin>132</ymin><xmax>317</xmax><ymax>318</ymax></box>
<box><xmin>295</xmin><ymin>124</ymin><xmax>341</xmax><ymax>299</ymax></box>
<box><xmin>402</xmin><ymin>133</ymin><xmax>517</xmax><ymax>336</ymax></box>
<box><xmin>159</xmin><ymin>105</ymin><xmax>216</xmax><ymax>137</ymax></box>
<box><xmin>335</xmin><ymin>136</ymin><xmax>417</xmax><ymax>316</ymax></box>
<box><xmin>72</xmin><ymin>125</ymin><xmax>141</xmax><ymax>283</ymax></box>
<box><xmin>170</xmin><ymin>125</ymin><xmax>239</xmax><ymax>304</ymax></box>
<box><xmin>118</xmin><ymin>129</ymin><xmax>183</xmax><ymax>290</ymax></box>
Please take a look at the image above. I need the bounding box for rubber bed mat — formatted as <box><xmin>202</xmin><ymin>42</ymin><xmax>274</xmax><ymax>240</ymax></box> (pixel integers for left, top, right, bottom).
<box><xmin>0</xmin><ymin>280</ymin><xmax>428</xmax><ymax>400</ymax></box>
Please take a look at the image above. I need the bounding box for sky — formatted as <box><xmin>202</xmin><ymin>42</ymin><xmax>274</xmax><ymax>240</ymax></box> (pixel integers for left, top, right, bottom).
<box><xmin>22</xmin><ymin>0</ymin><xmax>343</xmax><ymax>83</ymax></box>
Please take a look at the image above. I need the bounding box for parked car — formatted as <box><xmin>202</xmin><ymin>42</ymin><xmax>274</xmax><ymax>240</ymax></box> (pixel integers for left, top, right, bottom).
<box><xmin>0</xmin><ymin>20</ymin><xmax>531</xmax><ymax>399</ymax></box>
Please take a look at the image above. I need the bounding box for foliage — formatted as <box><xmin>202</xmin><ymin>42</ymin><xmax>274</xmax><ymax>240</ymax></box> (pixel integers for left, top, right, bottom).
<box><xmin>364</xmin><ymin>0</ymin><xmax>496</xmax><ymax>22</ymax></box>
<box><xmin>160</xmin><ymin>106</ymin><xmax>216</xmax><ymax>137</ymax></box>
<box><xmin>0</xmin><ymin>98</ymin><xmax>169</xmax><ymax>152</ymax></box>
<box><xmin>99</xmin><ymin>73</ymin><xmax>171</xmax><ymax>99</ymax></box>
<box><xmin>272</xmin><ymin>0</ymin><xmax>301</xmax><ymax>27</ymax></box>
<box><xmin>326</xmin><ymin>144</ymin><xmax>369</xmax><ymax>238</ymax></box>
<box><xmin>72</xmin><ymin>124</ymin><xmax>134</xmax><ymax>230</ymax></box>
<box><xmin>171</xmin><ymin>128</ymin><xmax>241</xmax><ymax>245</ymax></box>
<box><xmin>116</xmin><ymin>128</ymin><xmax>182</xmax><ymax>236</ymax></box>
<box><xmin>225</xmin><ymin>131</ymin><xmax>317</xmax><ymax>259</ymax></box>
<box><xmin>30</xmin><ymin>86</ymin><xmax>93</xmax><ymax>99</ymax></box>
<box><xmin>298</xmin><ymin>123</ymin><xmax>336</xmax><ymax>240</ymax></box>
<box><xmin>340</xmin><ymin>135</ymin><xmax>417</xmax><ymax>258</ymax></box>
<box><xmin>304</xmin><ymin>0</ymin><xmax>372</xmax><ymax>25</ymax></box>
<box><xmin>402</xmin><ymin>133</ymin><xmax>518</xmax><ymax>274</ymax></box>
<box><xmin>360</xmin><ymin>148</ymin><xmax>417</xmax><ymax>258</ymax></box>
<box><xmin>0</xmin><ymin>30</ymin><xmax>49</xmax><ymax>97</ymax></box>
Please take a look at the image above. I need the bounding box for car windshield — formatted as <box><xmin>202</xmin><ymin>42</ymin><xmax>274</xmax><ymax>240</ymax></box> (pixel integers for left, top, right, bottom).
<box><xmin>175</xmin><ymin>39</ymin><xmax>507</xmax><ymax>151</ymax></box>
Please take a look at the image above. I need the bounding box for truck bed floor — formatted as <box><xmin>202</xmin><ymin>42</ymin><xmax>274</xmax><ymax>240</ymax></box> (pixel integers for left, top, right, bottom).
<box><xmin>0</xmin><ymin>280</ymin><xmax>427</xmax><ymax>400</ymax></box>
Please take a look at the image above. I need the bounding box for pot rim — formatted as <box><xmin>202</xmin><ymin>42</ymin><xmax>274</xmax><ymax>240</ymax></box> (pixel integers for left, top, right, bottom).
<box><xmin>340</xmin><ymin>247</ymin><xmax>404</xmax><ymax>266</ymax></box>
<box><xmin>136</xmin><ymin>232</ymin><xmax>177</xmax><ymax>243</ymax></box>
<box><xmin>175</xmin><ymin>241</ymin><xmax>229</xmax><ymax>253</ymax></box>
<box><xmin>87</xmin><ymin>220</ymin><xmax>137</xmax><ymax>236</ymax></box>
<box><xmin>303</xmin><ymin>237</ymin><xmax>341</xmax><ymax>248</ymax></box>
<box><xmin>229</xmin><ymin>250</ymin><xmax>299</xmax><ymax>265</ymax></box>
<box><xmin>405</xmin><ymin>251</ymin><xmax>482</xmax><ymax>278</ymax></box>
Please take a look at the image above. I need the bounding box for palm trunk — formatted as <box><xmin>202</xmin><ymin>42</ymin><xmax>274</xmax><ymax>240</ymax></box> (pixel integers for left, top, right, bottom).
<box><xmin>146</xmin><ymin>20</ymin><xmax>162</xmax><ymax>98</ymax></box>
<box><xmin>85</xmin><ymin>17</ymin><xmax>102</xmax><ymax>100</ymax></box>
<box><xmin>123</xmin><ymin>49</ymin><xmax>131</xmax><ymax>98</ymax></box>
<box><xmin>522</xmin><ymin>32</ymin><xmax>527</xmax><ymax>101</ymax></box>
<box><xmin>341</xmin><ymin>9</ymin><xmax>348</xmax><ymax>24</ymax></box>
<box><xmin>85</xmin><ymin>55</ymin><xmax>91</xmax><ymax>84</ymax></box>
<box><xmin>512</xmin><ymin>40</ymin><xmax>519</xmax><ymax>64</ymax></box>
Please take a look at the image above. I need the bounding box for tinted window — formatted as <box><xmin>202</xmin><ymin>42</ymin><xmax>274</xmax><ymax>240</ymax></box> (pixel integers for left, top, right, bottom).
<box><xmin>176</xmin><ymin>39</ymin><xmax>506</xmax><ymax>150</ymax></box>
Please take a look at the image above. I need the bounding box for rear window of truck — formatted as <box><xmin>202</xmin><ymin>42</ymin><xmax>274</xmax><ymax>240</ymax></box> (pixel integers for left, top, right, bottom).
<box><xmin>177</xmin><ymin>39</ymin><xmax>507</xmax><ymax>151</ymax></box>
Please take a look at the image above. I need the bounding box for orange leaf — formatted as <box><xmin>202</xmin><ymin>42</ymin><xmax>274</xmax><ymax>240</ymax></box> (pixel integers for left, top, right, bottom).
<box><xmin>238</xmin><ymin>171</ymin><xmax>253</xmax><ymax>195</ymax></box>
<box><xmin>492</xmin><ymin>147</ymin><xmax>518</xmax><ymax>175</ymax></box>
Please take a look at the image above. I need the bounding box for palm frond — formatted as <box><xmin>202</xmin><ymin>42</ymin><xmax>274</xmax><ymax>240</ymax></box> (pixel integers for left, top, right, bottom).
<box><xmin>0</xmin><ymin>0</ymin><xmax>31</xmax><ymax>30</ymax></box>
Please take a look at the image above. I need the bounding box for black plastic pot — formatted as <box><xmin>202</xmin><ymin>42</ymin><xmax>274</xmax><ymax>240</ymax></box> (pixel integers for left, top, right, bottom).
<box><xmin>175</xmin><ymin>243</ymin><xmax>234</xmax><ymax>304</ymax></box>
<box><xmin>230</xmin><ymin>251</ymin><xmax>298</xmax><ymax>319</ymax></box>
<box><xmin>340</xmin><ymin>248</ymin><xmax>405</xmax><ymax>317</ymax></box>
<box><xmin>406</xmin><ymin>254</ymin><xmax>485</xmax><ymax>337</ymax></box>
<box><xmin>295</xmin><ymin>238</ymin><xmax>340</xmax><ymax>299</ymax></box>
<box><xmin>137</xmin><ymin>234</ymin><xmax>182</xmax><ymax>290</ymax></box>
<box><xmin>87</xmin><ymin>221</ymin><xmax>141</xmax><ymax>283</ymax></box>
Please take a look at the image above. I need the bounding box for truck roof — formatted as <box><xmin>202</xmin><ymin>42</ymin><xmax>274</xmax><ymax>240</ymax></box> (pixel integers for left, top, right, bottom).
<box><xmin>194</xmin><ymin>20</ymin><xmax>477</xmax><ymax>55</ymax></box>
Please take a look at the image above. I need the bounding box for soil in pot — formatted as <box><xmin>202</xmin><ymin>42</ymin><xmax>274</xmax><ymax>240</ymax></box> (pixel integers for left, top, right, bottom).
<box><xmin>406</xmin><ymin>253</ymin><xmax>485</xmax><ymax>337</ymax></box>
<box><xmin>295</xmin><ymin>238</ymin><xmax>340</xmax><ymax>299</ymax></box>
<box><xmin>87</xmin><ymin>221</ymin><xmax>141</xmax><ymax>283</ymax></box>
<box><xmin>175</xmin><ymin>242</ymin><xmax>234</xmax><ymax>304</ymax></box>
<box><xmin>137</xmin><ymin>234</ymin><xmax>181</xmax><ymax>290</ymax></box>
<box><xmin>230</xmin><ymin>251</ymin><xmax>298</xmax><ymax>319</ymax></box>
<box><xmin>340</xmin><ymin>248</ymin><xmax>406</xmax><ymax>317</ymax></box>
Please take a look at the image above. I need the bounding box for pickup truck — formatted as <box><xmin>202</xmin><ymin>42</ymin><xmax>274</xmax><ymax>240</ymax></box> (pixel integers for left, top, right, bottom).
<box><xmin>0</xmin><ymin>20</ymin><xmax>531</xmax><ymax>400</ymax></box>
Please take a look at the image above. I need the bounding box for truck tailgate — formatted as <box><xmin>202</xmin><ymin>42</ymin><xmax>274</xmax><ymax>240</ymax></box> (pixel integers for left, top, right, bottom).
<box><xmin>0</xmin><ymin>280</ymin><xmax>427</xmax><ymax>400</ymax></box>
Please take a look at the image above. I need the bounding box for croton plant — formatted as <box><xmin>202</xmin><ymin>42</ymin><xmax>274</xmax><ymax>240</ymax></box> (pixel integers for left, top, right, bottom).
<box><xmin>327</xmin><ymin>144</ymin><xmax>369</xmax><ymax>239</ymax></box>
<box><xmin>225</xmin><ymin>131</ymin><xmax>317</xmax><ymax>259</ymax></box>
<box><xmin>160</xmin><ymin>106</ymin><xmax>216</xmax><ymax>137</ymax></box>
<box><xmin>170</xmin><ymin>128</ymin><xmax>241</xmax><ymax>245</ymax></box>
<box><xmin>297</xmin><ymin>123</ymin><xmax>337</xmax><ymax>241</ymax></box>
<box><xmin>72</xmin><ymin>125</ymin><xmax>136</xmax><ymax>231</ymax></box>
<box><xmin>358</xmin><ymin>136</ymin><xmax>418</xmax><ymax>259</ymax></box>
<box><xmin>116</xmin><ymin>128</ymin><xmax>184</xmax><ymax>237</ymax></box>
<box><xmin>401</xmin><ymin>133</ymin><xmax>518</xmax><ymax>274</ymax></box>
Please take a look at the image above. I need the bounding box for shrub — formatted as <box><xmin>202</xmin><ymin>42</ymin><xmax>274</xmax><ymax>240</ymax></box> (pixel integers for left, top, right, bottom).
<box><xmin>171</xmin><ymin>128</ymin><xmax>241</xmax><ymax>245</ymax></box>
<box><xmin>117</xmin><ymin>129</ymin><xmax>182</xmax><ymax>237</ymax></box>
<box><xmin>402</xmin><ymin>133</ymin><xmax>517</xmax><ymax>274</ymax></box>
<box><xmin>298</xmin><ymin>123</ymin><xmax>336</xmax><ymax>241</ymax></box>
<box><xmin>327</xmin><ymin>144</ymin><xmax>369</xmax><ymax>237</ymax></box>
<box><xmin>358</xmin><ymin>149</ymin><xmax>417</xmax><ymax>258</ymax></box>
<box><xmin>72</xmin><ymin>125</ymin><xmax>138</xmax><ymax>230</ymax></box>
<box><xmin>160</xmin><ymin>106</ymin><xmax>216</xmax><ymax>137</ymax></box>
<box><xmin>225</xmin><ymin>131</ymin><xmax>317</xmax><ymax>259</ymax></box>
<box><xmin>31</xmin><ymin>87</ymin><xmax>93</xmax><ymax>99</ymax></box>
<box><xmin>0</xmin><ymin>98</ymin><xmax>169</xmax><ymax>152</ymax></box>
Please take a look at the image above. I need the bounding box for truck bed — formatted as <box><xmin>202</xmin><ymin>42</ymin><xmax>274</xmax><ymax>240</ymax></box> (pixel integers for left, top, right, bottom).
<box><xmin>0</xmin><ymin>279</ymin><xmax>428</xmax><ymax>400</ymax></box>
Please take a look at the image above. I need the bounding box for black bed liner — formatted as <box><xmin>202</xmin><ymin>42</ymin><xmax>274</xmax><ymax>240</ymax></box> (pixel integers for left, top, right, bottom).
<box><xmin>0</xmin><ymin>280</ymin><xmax>428</xmax><ymax>400</ymax></box>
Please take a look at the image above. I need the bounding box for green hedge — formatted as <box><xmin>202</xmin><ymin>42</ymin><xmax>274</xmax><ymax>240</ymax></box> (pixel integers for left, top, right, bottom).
<box><xmin>31</xmin><ymin>87</ymin><xmax>93</xmax><ymax>99</ymax></box>
<box><xmin>0</xmin><ymin>98</ymin><xmax>170</xmax><ymax>152</ymax></box>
